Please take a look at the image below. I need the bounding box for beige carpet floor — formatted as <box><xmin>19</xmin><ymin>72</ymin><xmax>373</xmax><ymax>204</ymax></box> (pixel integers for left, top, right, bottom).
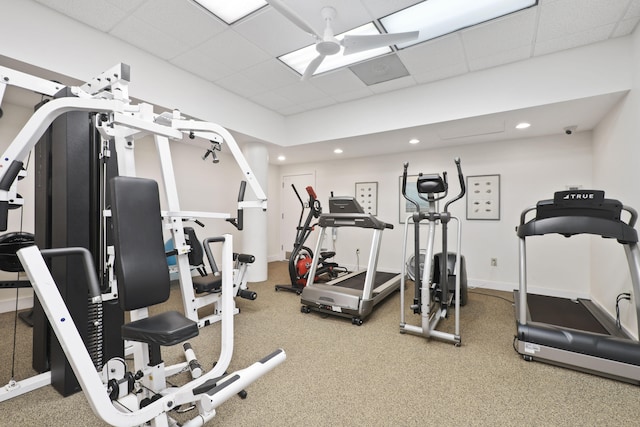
<box><xmin>1</xmin><ymin>261</ymin><xmax>640</xmax><ymax>426</ymax></box>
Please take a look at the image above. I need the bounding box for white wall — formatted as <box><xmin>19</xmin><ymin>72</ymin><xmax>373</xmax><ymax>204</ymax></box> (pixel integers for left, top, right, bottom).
<box><xmin>591</xmin><ymin>26</ymin><xmax>640</xmax><ymax>338</ymax></box>
<box><xmin>276</xmin><ymin>132</ymin><xmax>593</xmax><ymax>297</ymax></box>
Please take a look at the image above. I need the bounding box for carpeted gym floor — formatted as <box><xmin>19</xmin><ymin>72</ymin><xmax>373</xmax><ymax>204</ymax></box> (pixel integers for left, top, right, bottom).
<box><xmin>1</xmin><ymin>261</ymin><xmax>640</xmax><ymax>426</ymax></box>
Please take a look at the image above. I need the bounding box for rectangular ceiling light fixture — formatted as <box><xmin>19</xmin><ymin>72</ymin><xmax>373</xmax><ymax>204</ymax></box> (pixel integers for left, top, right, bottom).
<box><xmin>381</xmin><ymin>0</ymin><xmax>537</xmax><ymax>49</ymax></box>
<box><xmin>192</xmin><ymin>0</ymin><xmax>267</xmax><ymax>24</ymax></box>
<box><xmin>279</xmin><ymin>22</ymin><xmax>392</xmax><ymax>77</ymax></box>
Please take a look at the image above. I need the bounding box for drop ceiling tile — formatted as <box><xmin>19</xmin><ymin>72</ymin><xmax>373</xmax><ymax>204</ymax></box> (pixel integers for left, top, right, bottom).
<box><xmin>361</xmin><ymin>0</ymin><xmax>424</xmax><ymax>18</ymax></box>
<box><xmin>33</xmin><ymin>0</ymin><xmax>136</xmax><ymax>31</ymax></box>
<box><xmin>534</xmin><ymin>24</ymin><xmax>615</xmax><ymax>56</ymax></box>
<box><xmin>131</xmin><ymin>0</ymin><xmax>226</xmax><ymax>46</ymax></box>
<box><xmin>612</xmin><ymin>17</ymin><xmax>640</xmax><ymax>37</ymax></box>
<box><xmin>368</xmin><ymin>75</ymin><xmax>415</xmax><ymax>94</ymax></box>
<box><xmin>625</xmin><ymin>0</ymin><xmax>640</xmax><ymax>18</ymax></box>
<box><xmin>250</xmin><ymin>90</ymin><xmax>295</xmax><ymax>111</ymax></box>
<box><xmin>278</xmin><ymin>97</ymin><xmax>336</xmax><ymax>116</ymax></box>
<box><xmin>277</xmin><ymin>81</ymin><xmax>329</xmax><ymax>104</ymax></box>
<box><xmin>461</xmin><ymin>8</ymin><xmax>537</xmax><ymax>60</ymax></box>
<box><xmin>309</xmin><ymin>68</ymin><xmax>368</xmax><ymax>96</ymax></box>
<box><xmin>468</xmin><ymin>46</ymin><xmax>532</xmax><ymax>72</ymax></box>
<box><xmin>537</xmin><ymin>0</ymin><xmax>630</xmax><ymax>41</ymax></box>
<box><xmin>234</xmin><ymin>8</ymin><xmax>313</xmax><ymax>56</ymax></box>
<box><xmin>241</xmin><ymin>59</ymin><xmax>300</xmax><ymax>91</ymax></box>
<box><xmin>412</xmin><ymin>63</ymin><xmax>469</xmax><ymax>84</ymax></box>
<box><xmin>215</xmin><ymin>72</ymin><xmax>267</xmax><ymax>98</ymax></box>
<box><xmin>103</xmin><ymin>0</ymin><xmax>146</xmax><ymax>12</ymax></box>
<box><xmin>397</xmin><ymin>34</ymin><xmax>467</xmax><ymax>75</ymax></box>
<box><xmin>109</xmin><ymin>15</ymin><xmax>188</xmax><ymax>59</ymax></box>
<box><xmin>190</xmin><ymin>29</ymin><xmax>271</xmax><ymax>72</ymax></box>
<box><xmin>170</xmin><ymin>49</ymin><xmax>236</xmax><ymax>82</ymax></box>
<box><xmin>331</xmin><ymin>86</ymin><xmax>374</xmax><ymax>103</ymax></box>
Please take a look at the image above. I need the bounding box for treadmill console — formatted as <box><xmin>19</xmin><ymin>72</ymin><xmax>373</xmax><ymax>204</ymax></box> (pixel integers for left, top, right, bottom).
<box><xmin>329</xmin><ymin>196</ymin><xmax>364</xmax><ymax>214</ymax></box>
<box><xmin>322</xmin><ymin>196</ymin><xmax>392</xmax><ymax>230</ymax></box>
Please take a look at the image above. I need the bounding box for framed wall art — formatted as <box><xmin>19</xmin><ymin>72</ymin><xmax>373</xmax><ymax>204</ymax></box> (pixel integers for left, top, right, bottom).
<box><xmin>467</xmin><ymin>174</ymin><xmax>500</xmax><ymax>220</ymax></box>
<box><xmin>355</xmin><ymin>181</ymin><xmax>378</xmax><ymax>215</ymax></box>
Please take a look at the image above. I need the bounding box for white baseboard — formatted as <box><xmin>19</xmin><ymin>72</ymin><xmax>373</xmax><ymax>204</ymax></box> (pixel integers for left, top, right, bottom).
<box><xmin>468</xmin><ymin>279</ymin><xmax>589</xmax><ymax>300</ymax></box>
<box><xmin>0</xmin><ymin>295</ymin><xmax>33</xmax><ymax>314</ymax></box>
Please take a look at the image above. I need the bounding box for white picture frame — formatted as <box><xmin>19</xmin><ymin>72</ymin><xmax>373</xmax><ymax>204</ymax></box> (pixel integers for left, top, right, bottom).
<box><xmin>355</xmin><ymin>181</ymin><xmax>378</xmax><ymax>215</ymax></box>
<box><xmin>467</xmin><ymin>174</ymin><xmax>500</xmax><ymax>220</ymax></box>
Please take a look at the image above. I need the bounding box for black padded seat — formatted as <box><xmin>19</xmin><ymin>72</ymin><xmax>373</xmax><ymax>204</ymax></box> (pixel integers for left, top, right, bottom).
<box><xmin>320</xmin><ymin>251</ymin><xmax>335</xmax><ymax>259</ymax></box>
<box><xmin>122</xmin><ymin>310</ymin><xmax>198</xmax><ymax>346</ymax></box>
<box><xmin>192</xmin><ymin>274</ymin><xmax>223</xmax><ymax>293</ymax></box>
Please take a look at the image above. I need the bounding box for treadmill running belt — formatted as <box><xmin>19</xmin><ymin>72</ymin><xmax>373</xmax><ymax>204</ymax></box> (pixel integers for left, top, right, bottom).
<box><xmin>527</xmin><ymin>294</ymin><xmax>609</xmax><ymax>335</ymax></box>
<box><xmin>336</xmin><ymin>271</ymin><xmax>399</xmax><ymax>291</ymax></box>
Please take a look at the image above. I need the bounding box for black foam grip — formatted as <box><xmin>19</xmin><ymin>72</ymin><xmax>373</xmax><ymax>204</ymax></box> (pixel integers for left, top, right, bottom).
<box><xmin>0</xmin><ymin>201</ymin><xmax>8</xmax><ymax>231</ymax></box>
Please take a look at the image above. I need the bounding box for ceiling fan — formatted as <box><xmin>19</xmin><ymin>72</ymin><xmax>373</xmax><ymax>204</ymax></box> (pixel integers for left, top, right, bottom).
<box><xmin>267</xmin><ymin>0</ymin><xmax>419</xmax><ymax>80</ymax></box>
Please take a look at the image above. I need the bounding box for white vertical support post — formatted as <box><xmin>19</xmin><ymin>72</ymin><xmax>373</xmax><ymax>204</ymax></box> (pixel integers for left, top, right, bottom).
<box><xmin>154</xmin><ymin>135</ymin><xmax>198</xmax><ymax>322</ymax></box>
<box><xmin>242</xmin><ymin>142</ymin><xmax>268</xmax><ymax>282</ymax></box>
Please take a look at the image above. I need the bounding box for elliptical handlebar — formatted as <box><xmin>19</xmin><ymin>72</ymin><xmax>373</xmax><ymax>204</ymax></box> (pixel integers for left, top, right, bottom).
<box><xmin>306</xmin><ymin>186</ymin><xmax>322</xmax><ymax>218</ymax></box>
<box><xmin>444</xmin><ymin>157</ymin><xmax>465</xmax><ymax>213</ymax></box>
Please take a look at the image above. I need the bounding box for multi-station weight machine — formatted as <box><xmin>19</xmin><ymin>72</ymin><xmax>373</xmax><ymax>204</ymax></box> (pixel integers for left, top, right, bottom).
<box><xmin>0</xmin><ymin>63</ymin><xmax>285</xmax><ymax>425</ymax></box>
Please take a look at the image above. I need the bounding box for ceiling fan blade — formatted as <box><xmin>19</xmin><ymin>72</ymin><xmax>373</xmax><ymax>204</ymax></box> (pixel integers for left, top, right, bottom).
<box><xmin>342</xmin><ymin>31</ymin><xmax>419</xmax><ymax>55</ymax></box>
<box><xmin>301</xmin><ymin>54</ymin><xmax>325</xmax><ymax>81</ymax></box>
<box><xmin>267</xmin><ymin>0</ymin><xmax>321</xmax><ymax>39</ymax></box>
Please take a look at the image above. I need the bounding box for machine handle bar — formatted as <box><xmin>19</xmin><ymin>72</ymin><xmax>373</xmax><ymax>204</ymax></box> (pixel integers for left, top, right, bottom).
<box><xmin>444</xmin><ymin>157</ymin><xmax>465</xmax><ymax>213</ymax></box>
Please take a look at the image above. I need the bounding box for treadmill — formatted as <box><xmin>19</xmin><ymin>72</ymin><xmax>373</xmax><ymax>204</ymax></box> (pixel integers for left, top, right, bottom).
<box><xmin>514</xmin><ymin>189</ymin><xmax>640</xmax><ymax>384</ymax></box>
<box><xmin>300</xmin><ymin>196</ymin><xmax>401</xmax><ymax>325</ymax></box>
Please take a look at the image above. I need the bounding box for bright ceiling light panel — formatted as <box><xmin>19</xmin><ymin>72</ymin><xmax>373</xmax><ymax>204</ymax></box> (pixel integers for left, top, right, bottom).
<box><xmin>193</xmin><ymin>0</ymin><xmax>267</xmax><ymax>24</ymax></box>
<box><xmin>279</xmin><ymin>23</ymin><xmax>392</xmax><ymax>77</ymax></box>
<box><xmin>381</xmin><ymin>0</ymin><xmax>537</xmax><ymax>49</ymax></box>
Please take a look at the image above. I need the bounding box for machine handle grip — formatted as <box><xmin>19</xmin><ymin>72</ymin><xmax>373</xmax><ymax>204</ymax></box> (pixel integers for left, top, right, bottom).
<box><xmin>237</xmin><ymin>289</ymin><xmax>257</xmax><ymax>300</ymax></box>
<box><xmin>202</xmin><ymin>236</ymin><xmax>226</xmax><ymax>275</ymax></box>
<box><xmin>306</xmin><ymin>186</ymin><xmax>317</xmax><ymax>201</ymax></box>
<box><xmin>226</xmin><ymin>181</ymin><xmax>247</xmax><ymax>230</ymax></box>
<box><xmin>40</xmin><ymin>247</ymin><xmax>101</xmax><ymax>301</ymax></box>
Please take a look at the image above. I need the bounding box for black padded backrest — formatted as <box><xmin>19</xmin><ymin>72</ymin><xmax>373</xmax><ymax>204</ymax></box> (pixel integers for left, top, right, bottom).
<box><xmin>183</xmin><ymin>226</ymin><xmax>204</xmax><ymax>267</ymax></box>
<box><xmin>110</xmin><ymin>176</ymin><xmax>170</xmax><ymax>311</ymax></box>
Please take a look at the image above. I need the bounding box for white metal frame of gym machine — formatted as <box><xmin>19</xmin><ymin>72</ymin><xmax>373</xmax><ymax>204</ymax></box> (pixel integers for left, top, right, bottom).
<box><xmin>399</xmin><ymin>159</ymin><xmax>465</xmax><ymax>345</ymax></box>
<box><xmin>0</xmin><ymin>63</ymin><xmax>286</xmax><ymax>425</ymax></box>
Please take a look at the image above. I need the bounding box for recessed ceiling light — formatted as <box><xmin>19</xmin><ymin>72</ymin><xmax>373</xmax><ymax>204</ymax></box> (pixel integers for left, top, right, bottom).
<box><xmin>515</xmin><ymin>122</ymin><xmax>531</xmax><ymax>129</ymax></box>
<box><xmin>334</xmin><ymin>148</ymin><xmax>343</xmax><ymax>154</ymax></box>
<box><xmin>277</xmin><ymin>155</ymin><xmax>286</xmax><ymax>161</ymax></box>
<box><xmin>409</xmin><ymin>138</ymin><xmax>420</xmax><ymax>144</ymax></box>
<box><xmin>192</xmin><ymin>0</ymin><xmax>267</xmax><ymax>24</ymax></box>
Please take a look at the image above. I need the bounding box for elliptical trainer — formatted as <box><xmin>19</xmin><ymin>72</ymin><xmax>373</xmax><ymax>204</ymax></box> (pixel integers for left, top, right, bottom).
<box><xmin>275</xmin><ymin>185</ymin><xmax>346</xmax><ymax>294</ymax></box>
<box><xmin>399</xmin><ymin>158</ymin><xmax>468</xmax><ymax>345</ymax></box>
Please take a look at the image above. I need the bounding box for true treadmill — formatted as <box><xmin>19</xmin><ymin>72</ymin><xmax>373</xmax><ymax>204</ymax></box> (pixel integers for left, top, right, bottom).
<box><xmin>300</xmin><ymin>196</ymin><xmax>401</xmax><ymax>325</ymax></box>
<box><xmin>514</xmin><ymin>189</ymin><xmax>640</xmax><ymax>384</ymax></box>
